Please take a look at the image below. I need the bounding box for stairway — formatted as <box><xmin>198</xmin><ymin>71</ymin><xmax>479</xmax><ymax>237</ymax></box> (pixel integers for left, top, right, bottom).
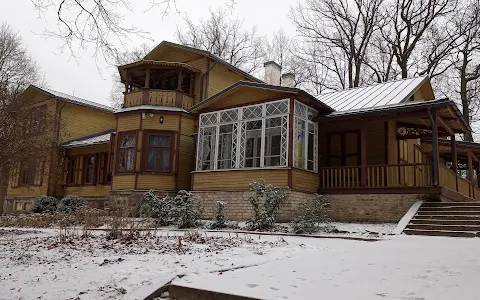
<box><xmin>403</xmin><ymin>202</ymin><xmax>480</xmax><ymax>238</ymax></box>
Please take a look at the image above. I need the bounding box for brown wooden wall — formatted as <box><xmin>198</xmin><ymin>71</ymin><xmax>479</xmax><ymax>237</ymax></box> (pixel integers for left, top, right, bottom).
<box><xmin>292</xmin><ymin>169</ymin><xmax>319</xmax><ymax>193</ymax></box>
<box><xmin>192</xmin><ymin>169</ymin><xmax>289</xmax><ymax>191</ymax></box>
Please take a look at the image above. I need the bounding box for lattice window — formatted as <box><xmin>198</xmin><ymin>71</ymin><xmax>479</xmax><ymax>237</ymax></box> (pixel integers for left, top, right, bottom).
<box><xmin>293</xmin><ymin>100</ymin><xmax>318</xmax><ymax>172</ymax></box>
<box><xmin>294</xmin><ymin>101</ymin><xmax>307</xmax><ymax>118</ymax></box>
<box><xmin>220</xmin><ymin>109</ymin><xmax>238</xmax><ymax>123</ymax></box>
<box><xmin>266</xmin><ymin>100</ymin><xmax>289</xmax><ymax>116</ymax></box>
<box><xmin>242</xmin><ymin>104</ymin><xmax>262</xmax><ymax>120</ymax></box>
<box><xmin>200</xmin><ymin>112</ymin><xmax>218</xmax><ymax>126</ymax></box>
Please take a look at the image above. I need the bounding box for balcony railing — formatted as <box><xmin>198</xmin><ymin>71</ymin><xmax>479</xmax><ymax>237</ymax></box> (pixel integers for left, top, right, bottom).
<box><xmin>124</xmin><ymin>89</ymin><xmax>195</xmax><ymax>109</ymax></box>
<box><xmin>320</xmin><ymin>163</ymin><xmax>433</xmax><ymax>189</ymax></box>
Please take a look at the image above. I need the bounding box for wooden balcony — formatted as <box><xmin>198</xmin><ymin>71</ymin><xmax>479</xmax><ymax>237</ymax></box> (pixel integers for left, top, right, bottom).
<box><xmin>124</xmin><ymin>89</ymin><xmax>195</xmax><ymax>109</ymax></box>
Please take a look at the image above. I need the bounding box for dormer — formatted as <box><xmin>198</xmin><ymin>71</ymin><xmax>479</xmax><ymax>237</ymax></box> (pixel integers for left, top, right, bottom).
<box><xmin>118</xmin><ymin>60</ymin><xmax>200</xmax><ymax>109</ymax></box>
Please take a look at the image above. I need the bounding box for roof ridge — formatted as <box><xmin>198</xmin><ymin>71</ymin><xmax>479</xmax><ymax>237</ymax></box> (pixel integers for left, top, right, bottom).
<box><xmin>318</xmin><ymin>76</ymin><xmax>429</xmax><ymax>96</ymax></box>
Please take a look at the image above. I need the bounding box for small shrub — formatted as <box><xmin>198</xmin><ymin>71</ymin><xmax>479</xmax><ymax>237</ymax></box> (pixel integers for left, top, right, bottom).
<box><xmin>172</xmin><ymin>190</ymin><xmax>202</xmax><ymax>228</ymax></box>
<box><xmin>31</xmin><ymin>196</ymin><xmax>58</xmax><ymax>214</ymax></box>
<box><xmin>210</xmin><ymin>201</ymin><xmax>227</xmax><ymax>229</ymax></box>
<box><xmin>246</xmin><ymin>180</ymin><xmax>289</xmax><ymax>231</ymax></box>
<box><xmin>291</xmin><ymin>194</ymin><xmax>330</xmax><ymax>234</ymax></box>
<box><xmin>57</xmin><ymin>195</ymin><xmax>87</xmax><ymax>214</ymax></box>
<box><xmin>139</xmin><ymin>190</ymin><xmax>174</xmax><ymax>226</ymax></box>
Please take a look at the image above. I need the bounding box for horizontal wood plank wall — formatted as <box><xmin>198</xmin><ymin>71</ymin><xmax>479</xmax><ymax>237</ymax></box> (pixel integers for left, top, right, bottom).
<box><xmin>64</xmin><ymin>185</ymin><xmax>111</xmax><ymax>197</ymax></box>
<box><xmin>207</xmin><ymin>64</ymin><xmax>246</xmax><ymax>98</ymax></box>
<box><xmin>112</xmin><ymin>174</ymin><xmax>135</xmax><ymax>190</ymax></box>
<box><xmin>60</xmin><ymin>104</ymin><xmax>115</xmax><ymax>142</ymax></box>
<box><xmin>292</xmin><ymin>169</ymin><xmax>319</xmax><ymax>193</ymax></box>
<box><xmin>192</xmin><ymin>169</ymin><xmax>289</xmax><ymax>191</ymax></box>
<box><xmin>136</xmin><ymin>174</ymin><xmax>175</xmax><ymax>190</ymax></box>
<box><xmin>186</xmin><ymin>58</ymin><xmax>207</xmax><ymax>104</ymax></box>
<box><xmin>142</xmin><ymin>114</ymin><xmax>179</xmax><ymax>131</ymax></box>
<box><xmin>117</xmin><ymin>114</ymin><xmax>140</xmax><ymax>131</ymax></box>
<box><xmin>178</xmin><ymin>117</ymin><xmax>196</xmax><ymax>190</ymax></box>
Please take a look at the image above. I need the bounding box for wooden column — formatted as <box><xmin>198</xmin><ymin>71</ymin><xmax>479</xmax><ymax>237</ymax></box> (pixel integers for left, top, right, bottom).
<box><xmin>430</xmin><ymin>110</ymin><xmax>439</xmax><ymax>186</ymax></box>
<box><xmin>142</xmin><ymin>68</ymin><xmax>151</xmax><ymax>105</ymax></box>
<box><xmin>177</xmin><ymin>70</ymin><xmax>183</xmax><ymax>90</ymax></box>
<box><xmin>451</xmin><ymin>135</ymin><xmax>458</xmax><ymax>191</ymax></box>
<box><xmin>360</xmin><ymin>124</ymin><xmax>367</xmax><ymax>187</ymax></box>
<box><xmin>468</xmin><ymin>151</ymin><xmax>474</xmax><ymax>197</ymax></box>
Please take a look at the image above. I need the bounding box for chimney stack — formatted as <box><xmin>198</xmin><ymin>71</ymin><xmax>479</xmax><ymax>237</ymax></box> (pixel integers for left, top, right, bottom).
<box><xmin>264</xmin><ymin>61</ymin><xmax>282</xmax><ymax>85</ymax></box>
<box><xmin>281</xmin><ymin>73</ymin><xmax>295</xmax><ymax>88</ymax></box>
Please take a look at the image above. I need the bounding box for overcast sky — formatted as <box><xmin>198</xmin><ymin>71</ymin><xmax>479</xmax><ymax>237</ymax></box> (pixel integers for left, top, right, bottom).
<box><xmin>0</xmin><ymin>0</ymin><xmax>295</xmax><ymax>106</ymax></box>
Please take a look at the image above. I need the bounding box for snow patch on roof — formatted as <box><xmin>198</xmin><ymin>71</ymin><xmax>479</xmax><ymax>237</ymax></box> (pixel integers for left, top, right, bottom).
<box><xmin>36</xmin><ymin>86</ymin><xmax>114</xmax><ymax>112</ymax></box>
<box><xmin>61</xmin><ymin>130</ymin><xmax>114</xmax><ymax>148</ymax></box>
<box><xmin>116</xmin><ymin>105</ymin><xmax>188</xmax><ymax>113</ymax></box>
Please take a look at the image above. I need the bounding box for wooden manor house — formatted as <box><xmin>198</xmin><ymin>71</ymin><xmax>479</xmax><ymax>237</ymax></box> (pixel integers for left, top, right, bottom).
<box><xmin>2</xmin><ymin>41</ymin><xmax>479</xmax><ymax>224</ymax></box>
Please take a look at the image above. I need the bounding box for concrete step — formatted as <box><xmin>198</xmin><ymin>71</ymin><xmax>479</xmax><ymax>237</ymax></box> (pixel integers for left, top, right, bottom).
<box><xmin>416</xmin><ymin>211</ymin><xmax>480</xmax><ymax>216</ymax></box>
<box><xmin>420</xmin><ymin>206</ymin><xmax>480</xmax><ymax>211</ymax></box>
<box><xmin>422</xmin><ymin>202</ymin><xmax>480</xmax><ymax>207</ymax></box>
<box><xmin>406</xmin><ymin>224</ymin><xmax>480</xmax><ymax>232</ymax></box>
<box><xmin>410</xmin><ymin>219</ymin><xmax>480</xmax><ymax>226</ymax></box>
<box><xmin>403</xmin><ymin>229</ymin><xmax>477</xmax><ymax>238</ymax></box>
<box><xmin>413</xmin><ymin>214</ymin><xmax>480</xmax><ymax>221</ymax></box>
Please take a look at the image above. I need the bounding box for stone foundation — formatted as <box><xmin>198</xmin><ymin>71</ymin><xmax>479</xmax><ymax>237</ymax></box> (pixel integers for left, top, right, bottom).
<box><xmin>4</xmin><ymin>197</ymin><xmax>36</xmax><ymax>214</ymax></box>
<box><xmin>193</xmin><ymin>190</ymin><xmax>313</xmax><ymax>222</ymax></box>
<box><xmin>325</xmin><ymin>194</ymin><xmax>422</xmax><ymax>222</ymax></box>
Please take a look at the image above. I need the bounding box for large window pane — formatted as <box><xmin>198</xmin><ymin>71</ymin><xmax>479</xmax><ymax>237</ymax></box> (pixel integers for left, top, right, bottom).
<box><xmin>295</xmin><ymin>118</ymin><xmax>306</xmax><ymax>169</ymax></box>
<box><xmin>217</xmin><ymin>124</ymin><xmax>233</xmax><ymax>169</ymax></box>
<box><xmin>147</xmin><ymin>149</ymin><xmax>157</xmax><ymax>170</ymax></box>
<box><xmin>149</xmin><ymin>135</ymin><xmax>170</xmax><ymax>147</ymax></box>
<box><xmin>145</xmin><ymin>133</ymin><xmax>172</xmax><ymax>172</ymax></box>
<box><xmin>199</xmin><ymin>127</ymin><xmax>216</xmax><ymax>170</ymax></box>
<box><xmin>244</xmin><ymin>120</ymin><xmax>262</xmax><ymax>168</ymax></box>
<box><xmin>264</xmin><ymin>117</ymin><xmax>282</xmax><ymax>167</ymax></box>
<box><xmin>307</xmin><ymin>123</ymin><xmax>315</xmax><ymax>171</ymax></box>
<box><xmin>160</xmin><ymin>148</ymin><xmax>170</xmax><ymax>171</ymax></box>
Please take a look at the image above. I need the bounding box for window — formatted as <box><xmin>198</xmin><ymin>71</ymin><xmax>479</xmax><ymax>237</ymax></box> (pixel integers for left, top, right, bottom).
<box><xmin>83</xmin><ymin>154</ymin><xmax>96</xmax><ymax>184</ymax></box>
<box><xmin>118</xmin><ymin>133</ymin><xmax>136</xmax><ymax>172</ymax></box>
<box><xmin>196</xmin><ymin>100</ymin><xmax>289</xmax><ymax>171</ymax></box>
<box><xmin>20</xmin><ymin>161</ymin><xmax>36</xmax><ymax>185</ymax></box>
<box><xmin>66</xmin><ymin>157</ymin><xmax>76</xmax><ymax>185</ymax></box>
<box><xmin>24</xmin><ymin>106</ymin><xmax>46</xmax><ymax>136</ymax></box>
<box><xmin>294</xmin><ymin>101</ymin><xmax>318</xmax><ymax>172</ymax></box>
<box><xmin>99</xmin><ymin>152</ymin><xmax>112</xmax><ymax>184</ymax></box>
<box><xmin>144</xmin><ymin>132</ymin><xmax>172</xmax><ymax>172</ymax></box>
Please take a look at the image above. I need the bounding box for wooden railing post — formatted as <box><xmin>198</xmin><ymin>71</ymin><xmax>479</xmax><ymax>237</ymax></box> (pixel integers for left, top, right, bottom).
<box><xmin>468</xmin><ymin>151</ymin><xmax>474</xmax><ymax>197</ymax></box>
<box><xmin>360</xmin><ymin>125</ymin><xmax>367</xmax><ymax>187</ymax></box>
<box><xmin>451</xmin><ymin>135</ymin><xmax>458</xmax><ymax>191</ymax></box>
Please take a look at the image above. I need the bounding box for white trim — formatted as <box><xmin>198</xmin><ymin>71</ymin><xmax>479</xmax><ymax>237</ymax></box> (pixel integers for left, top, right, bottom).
<box><xmin>394</xmin><ymin>200</ymin><xmax>423</xmax><ymax>235</ymax></box>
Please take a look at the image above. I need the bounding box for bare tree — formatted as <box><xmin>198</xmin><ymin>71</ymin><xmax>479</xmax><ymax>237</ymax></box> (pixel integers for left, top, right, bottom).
<box><xmin>109</xmin><ymin>44</ymin><xmax>152</xmax><ymax>108</ymax></box>
<box><xmin>382</xmin><ymin>0</ymin><xmax>458</xmax><ymax>79</ymax></box>
<box><xmin>291</xmin><ymin>0</ymin><xmax>384</xmax><ymax>88</ymax></box>
<box><xmin>175</xmin><ymin>8</ymin><xmax>264</xmax><ymax>74</ymax></box>
<box><xmin>449</xmin><ymin>0</ymin><xmax>480</xmax><ymax>141</ymax></box>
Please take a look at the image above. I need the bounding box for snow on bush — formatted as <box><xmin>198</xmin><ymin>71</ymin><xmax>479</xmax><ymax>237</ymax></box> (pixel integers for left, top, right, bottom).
<box><xmin>292</xmin><ymin>194</ymin><xmax>331</xmax><ymax>234</ymax></box>
<box><xmin>247</xmin><ymin>180</ymin><xmax>289</xmax><ymax>231</ymax></box>
<box><xmin>31</xmin><ymin>196</ymin><xmax>58</xmax><ymax>214</ymax></box>
<box><xmin>172</xmin><ymin>190</ymin><xmax>202</xmax><ymax>229</ymax></box>
<box><xmin>57</xmin><ymin>195</ymin><xmax>87</xmax><ymax>214</ymax></box>
<box><xmin>210</xmin><ymin>201</ymin><xmax>227</xmax><ymax>229</ymax></box>
<box><xmin>139</xmin><ymin>190</ymin><xmax>174</xmax><ymax>225</ymax></box>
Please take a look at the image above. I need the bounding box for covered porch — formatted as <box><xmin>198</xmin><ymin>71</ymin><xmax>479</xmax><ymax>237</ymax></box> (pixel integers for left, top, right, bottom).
<box><xmin>317</xmin><ymin>99</ymin><xmax>471</xmax><ymax>197</ymax></box>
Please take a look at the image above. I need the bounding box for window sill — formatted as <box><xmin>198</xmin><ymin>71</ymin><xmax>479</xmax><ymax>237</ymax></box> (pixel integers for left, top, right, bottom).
<box><xmin>192</xmin><ymin>166</ymin><xmax>290</xmax><ymax>173</ymax></box>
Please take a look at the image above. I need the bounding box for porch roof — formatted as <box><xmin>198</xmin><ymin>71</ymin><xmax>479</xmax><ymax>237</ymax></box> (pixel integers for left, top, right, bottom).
<box><xmin>317</xmin><ymin>98</ymin><xmax>470</xmax><ymax>133</ymax></box>
<box><xmin>317</xmin><ymin>76</ymin><xmax>431</xmax><ymax>111</ymax></box>
<box><xmin>118</xmin><ymin>60</ymin><xmax>201</xmax><ymax>82</ymax></box>
<box><xmin>60</xmin><ymin>129</ymin><xmax>115</xmax><ymax>148</ymax></box>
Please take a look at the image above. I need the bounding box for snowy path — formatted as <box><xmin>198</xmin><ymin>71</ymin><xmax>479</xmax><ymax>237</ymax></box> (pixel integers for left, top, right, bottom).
<box><xmin>173</xmin><ymin>235</ymin><xmax>480</xmax><ymax>300</ymax></box>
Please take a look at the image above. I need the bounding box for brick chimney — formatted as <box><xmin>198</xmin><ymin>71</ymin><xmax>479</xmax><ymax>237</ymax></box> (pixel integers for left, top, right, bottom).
<box><xmin>264</xmin><ymin>61</ymin><xmax>282</xmax><ymax>85</ymax></box>
<box><xmin>281</xmin><ymin>73</ymin><xmax>295</xmax><ymax>88</ymax></box>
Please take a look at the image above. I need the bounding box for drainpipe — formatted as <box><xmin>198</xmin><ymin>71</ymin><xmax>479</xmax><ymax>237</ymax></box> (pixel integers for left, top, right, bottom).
<box><xmin>199</xmin><ymin>60</ymin><xmax>218</xmax><ymax>101</ymax></box>
<box><xmin>427</xmin><ymin>107</ymin><xmax>439</xmax><ymax>186</ymax></box>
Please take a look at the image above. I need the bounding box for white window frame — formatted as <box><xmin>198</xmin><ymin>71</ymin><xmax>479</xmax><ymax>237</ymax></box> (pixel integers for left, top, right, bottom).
<box><xmin>293</xmin><ymin>100</ymin><xmax>318</xmax><ymax>173</ymax></box>
<box><xmin>196</xmin><ymin>99</ymin><xmax>289</xmax><ymax>171</ymax></box>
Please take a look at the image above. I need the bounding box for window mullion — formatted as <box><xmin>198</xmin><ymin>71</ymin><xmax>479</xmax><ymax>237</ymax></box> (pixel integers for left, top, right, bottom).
<box><xmin>260</xmin><ymin>104</ymin><xmax>266</xmax><ymax>168</ymax></box>
<box><xmin>214</xmin><ymin>123</ymin><xmax>220</xmax><ymax>170</ymax></box>
<box><xmin>305</xmin><ymin>120</ymin><xmax>309</xmax><ymax>170</ymax></box>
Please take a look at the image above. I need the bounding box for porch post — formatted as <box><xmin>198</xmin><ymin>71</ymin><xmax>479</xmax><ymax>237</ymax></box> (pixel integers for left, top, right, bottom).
<box><xmin>144</xmin><ymin>68</ymin><xmax>150</xmax><ymax>88</ymax></box>
<box><xmin>429</xmin><ymin>109</ymin><xmax>439</xmax><ymax>186</ymax></box>
<box><xmin>468</xmin><ymin>151</ymin><xmax>474</xmax><ymax>197</ymax></box>
<box><xmin>361</xmin><ymin>124</ymin><xmax>367</xmax><ymax>187</ymax></box>
<box><xmin>142</xmin><ymin>68</ymin><xmax>151</xmax><ymax>105</ymax></box>
<box><xmin>451</xmin><ymin>135</ymin><xmax>458</xmax><ymax>191</ymax></box>
<box><xmin>177</xmin><ymin>70</ymin><xmax>183</xmax><ymax>90</ymax></box>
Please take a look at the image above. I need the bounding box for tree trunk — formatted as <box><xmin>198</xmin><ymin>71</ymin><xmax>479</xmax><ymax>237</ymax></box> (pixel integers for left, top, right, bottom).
<box><xmin>460</xmin><ymin>52</ymin><xmax>474</xmax><ymax>142</ymax></box>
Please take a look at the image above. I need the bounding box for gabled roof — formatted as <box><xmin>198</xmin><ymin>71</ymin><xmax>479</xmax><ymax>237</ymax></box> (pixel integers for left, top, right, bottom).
<box><xmin>143</xmin><ymin>41</ymin><xmax>263</xmax><ymax>84</ymax></box>
<box><xmin>60</xmin><ymin>129</ymin><xmax>115</xmax><ymax>148</ymax></box>
<box><xmin>189</xmin><ymin>81</ymin><xmax>335</xmax><ymax>113</ymax></box>
<box><xmin>30</xmin><ymin>85</ymin><xmax>115</xmax><ymax>113</ymax></box>
<box><xmin>317</xmin><ymin>76</ymin><xmax>431</xmax><ymax>111</ymax></box>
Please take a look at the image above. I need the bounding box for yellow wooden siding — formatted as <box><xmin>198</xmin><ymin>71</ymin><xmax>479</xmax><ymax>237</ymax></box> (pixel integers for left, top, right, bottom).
<box><xmin>7</xmin><ymin>162</ymin><xmax>49</xmax><ymax>197</ymax></box>
<box><xmin>205</xmin><ymin>89</ymin><xmax>290</xmax><ymax>111</ymax></box>
<box><xmin>177</xmin><ymin>134</ymin><xmax>195</xmax><ymax>190</ymax></box>
<box><xmin>180</xmin><ymin>116</ymin><xmax>196</xmax><ymax>135</ymax></box>
<box><xmin>192</xmin><ymin>169</ymin><xmax>289</xmax><ymax>191</ymax></box>
<box><xmin>64</xmin><ymin>185</ymin><xmax>110</xmax><ymax>197</ymax></box>
<box><xmin>112</xmin><ymin>174</ymin><xmax>135</xmax><ymax>190</ymax></box>
<box><xmin>151</xmin><ymin>48</ymin><xmax>202</xmax><ymax>63</ymax></box>
<box><xmin>117</xmin><ymin>114</ymin><xmax>140</xmax><ymax>131</ymax></box>
<box><xmin>187</xmin><ymin>58</ymin><xmax>207</xmax><ymax>104</ymax></box>
<box><xmin>142</xmin><ymin>114</ymin><xmax>180</xmax><ymax>131</ymax></box>
<box><xmin>60</xmin><ymin>103</ymin><xmax>115</xmax><ymax>142</ymax></box>
<box><xmin>207</xmin><ymin>64</ymin><xmax>246</xmax><ymax>98</ymax></box>
<box><xmin>292</xmin><ymin>169</ymin><xmax>319</xmax><ymax>193</ymax></box>
<box><xmin>136</xmin><ymin>174</ymin><xmax>175</xmax><ymax>190</ymax></box>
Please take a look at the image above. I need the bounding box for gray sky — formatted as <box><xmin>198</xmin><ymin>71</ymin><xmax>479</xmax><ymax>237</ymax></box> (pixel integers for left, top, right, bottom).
<box><xmin>0</xmin><ymin>0</ymin><xmax>295</xmax><ymax>106</ymax></box>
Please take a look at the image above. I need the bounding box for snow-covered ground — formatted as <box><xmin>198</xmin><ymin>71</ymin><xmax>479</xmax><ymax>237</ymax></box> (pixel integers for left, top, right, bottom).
<box><xmin>175</xmin><ymin>235</ymin><xmax>480</xmax><ymax>300</ymax></box>
<box><xmin>0</xmin><ymin>228</ymin><xmax>325</xmax><ymax>300</ymax></box>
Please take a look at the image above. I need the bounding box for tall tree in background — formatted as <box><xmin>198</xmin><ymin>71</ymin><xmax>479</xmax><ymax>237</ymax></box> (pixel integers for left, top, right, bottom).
<box><xmin>175</xmin><ymin>8</ymin><xmax>264</xmax><ymax>74</ymax></box>
<box><xmin>382</xmin><ymin>0</ymin><xmax>457</xmax><ymax>79</ymax></box>
<box><xmin>450</xmin><ymin>0</ymin><xmax>480</xmax><ymax>141</ymax></box>
<box><xmin>291</xmin><ymin>0</ymin><xmax>384</xmax><ymax>89</ymax></box>
<box><xmin>109</xmin><ymin>44</ymin><xmax>151</xmax><ymax>108</ymax></box>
